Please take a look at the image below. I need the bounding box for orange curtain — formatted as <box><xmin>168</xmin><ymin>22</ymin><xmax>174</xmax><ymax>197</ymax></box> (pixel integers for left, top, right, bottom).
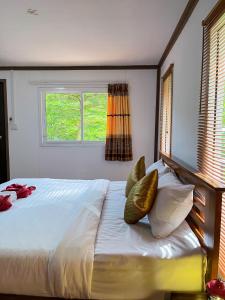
<box><xmin>105</xmin><ymin>83</ymin><xmax>132</xmax><ymax>161</ymax></box>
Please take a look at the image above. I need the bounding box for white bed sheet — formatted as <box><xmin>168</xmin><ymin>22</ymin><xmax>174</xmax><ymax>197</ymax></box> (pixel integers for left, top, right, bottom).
<box><xmin>91</xmin><ymin>181</ymin><xmax>206</xmax><ymax>300</ymax></box>
<box><xmin>0</xmin><ymin>179</ymin><xmax>206</xmax><ymax>300</ymax></box>
<box><xmin>0</xmin><ymin>178</ymin><xmax>109</xmax><ymax>298</ymax></box>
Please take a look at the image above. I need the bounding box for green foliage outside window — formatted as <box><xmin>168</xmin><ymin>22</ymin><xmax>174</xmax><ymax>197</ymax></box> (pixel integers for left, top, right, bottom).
<box><xmin>45</xmin><ymin>92</ymin><xmax>107</xmax><ymax>142</ymax></box>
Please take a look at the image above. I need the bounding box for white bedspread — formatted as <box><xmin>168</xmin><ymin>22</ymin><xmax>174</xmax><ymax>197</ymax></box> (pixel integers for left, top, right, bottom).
<box><xmin>91</xmin><ymin>181</ymin><xmax>206</xmax><ymax>300</ymax></box>
<box><xmin>0</xmin><ymin>178</ymin><xmax>109</xmax><ymax>298</ymax></box>
<box><xmin>0</xmin><ymin>179</ymin><xmax>206</xmax><ymax>300</ymax></box>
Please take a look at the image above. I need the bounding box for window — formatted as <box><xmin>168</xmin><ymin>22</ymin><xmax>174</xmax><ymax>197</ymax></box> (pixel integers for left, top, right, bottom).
<box><xmin>198</xmin><ymin>6</ymin><xmax>225</xmax><ymax>278</ymax></box>
<box><xmin>160</xmin><ymin>64</ymin><xmax>173</xmax><ymax>155</ymax></box>
<box><xmin>41</xmin><ymin>88</ymin><xmax>107</xmax><ymax>145</ymax></box>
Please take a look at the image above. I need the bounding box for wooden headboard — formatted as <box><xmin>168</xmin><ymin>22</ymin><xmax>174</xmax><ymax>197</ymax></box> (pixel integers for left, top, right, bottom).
<box><xmin>160</xmin><ymin>151</ymin><xmax>225</xmax><ymax>281</ymax></box>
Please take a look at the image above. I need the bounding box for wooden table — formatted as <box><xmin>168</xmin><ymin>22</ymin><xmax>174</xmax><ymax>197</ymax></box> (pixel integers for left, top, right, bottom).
<box><xmin>169</xmin><ymin>292</ymin><xmax>208</xmax><ymax>300</ymax></box>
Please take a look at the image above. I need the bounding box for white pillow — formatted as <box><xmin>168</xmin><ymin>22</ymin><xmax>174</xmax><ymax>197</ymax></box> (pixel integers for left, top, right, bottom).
<box><xmin>158</xmin><ymin>171</ymin><xmax>181</xmax><ymax>188</ymax></box>
<box><xmin>148</xmin><ymin>183</ymin><xmax>194</xmax><ymax>238</ymax></box>
<box><xmin>146</xmin><ymin>159</ymin><xmax>170</xmax><ymax>177</ymax></box>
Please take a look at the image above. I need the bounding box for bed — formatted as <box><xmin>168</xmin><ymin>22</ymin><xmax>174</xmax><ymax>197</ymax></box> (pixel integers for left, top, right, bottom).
<box><xmin>0</xmin><ymin>152</ymin><xmax>224</xmax><ymax>300</ymax></box>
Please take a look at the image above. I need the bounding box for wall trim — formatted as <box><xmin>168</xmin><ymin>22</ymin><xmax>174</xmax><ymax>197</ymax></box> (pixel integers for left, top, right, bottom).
<box><xmin>158</xmin><ymin>0</ymin><xmax>199</xmax><ymax>67</ymax></box>
<box><xmin>0</xmin><ymin>65</ymin><xmax>158</xmax><ymax>71</ymax></box>
<box><xmin>162</xmin><ymin>63</ymin><xmax>174</xmax><ymax>80</ymax></box>
<box><xmin>202</xmin><ymin>0</ymin><xmax>225</xmax><ymax>26</ymax></box>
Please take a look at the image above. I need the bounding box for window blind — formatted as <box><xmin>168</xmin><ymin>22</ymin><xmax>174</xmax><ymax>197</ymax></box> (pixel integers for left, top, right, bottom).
<box><xmin>160</xmin><ymin>65</ymin><xmax>173</xmax><ymax>155</ymax></box>
<box><xmin>198</xmin><ymin>6</ymin><xmax>225</xmax><ymax>278</ymax></box>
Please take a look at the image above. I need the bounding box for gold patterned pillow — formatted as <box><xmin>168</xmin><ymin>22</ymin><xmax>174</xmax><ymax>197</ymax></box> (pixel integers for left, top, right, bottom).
<box><xmin>124</xmin><ymin>169</ymin><xmax>158</xmax><ymax>224</ymax></box>
<box><xmin>125</xmin><ymin>156</ymin><xmax>145</xmax><ymax>197</ymax></box>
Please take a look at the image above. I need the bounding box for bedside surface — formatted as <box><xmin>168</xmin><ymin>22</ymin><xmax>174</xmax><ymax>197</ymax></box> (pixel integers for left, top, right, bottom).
<box><xmin>170</xmin><ymin>292</ymin><xmax>207</xmax><ymax>300</ymax></box>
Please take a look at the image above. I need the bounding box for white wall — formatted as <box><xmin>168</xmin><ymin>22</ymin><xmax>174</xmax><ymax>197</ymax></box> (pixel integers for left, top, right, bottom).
<box><xmin>0</xmin><ymin>69</ymin><xmax>156</xmax><ymax>180</ymax></box>
<box><xmin>160</xmin><ymin>0</ymin><xmax>217</xmax><ymax>168</ymax></box>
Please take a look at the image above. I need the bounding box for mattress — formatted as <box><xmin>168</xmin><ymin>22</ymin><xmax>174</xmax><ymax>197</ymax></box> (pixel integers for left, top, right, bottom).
<box><xmin>0</xmin><ymin>179</ymin><xmax>206</xmax><ymax>300</ymax></box>
<box><xmin>0</xmin><ymin>178</ymin><xmax>109</xmax><ymax>298</ymax></box>
<box><xmin>91</xmin><ymin>181</ymin><xmax>206</xmax><ymax>300</ymax></box>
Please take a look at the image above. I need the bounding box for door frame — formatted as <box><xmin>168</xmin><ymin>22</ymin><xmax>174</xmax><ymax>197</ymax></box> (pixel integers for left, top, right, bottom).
<box><xmin>0</xmin><ymin>79</ymin><xmax>10</xmax><ymax>181</ymax></box>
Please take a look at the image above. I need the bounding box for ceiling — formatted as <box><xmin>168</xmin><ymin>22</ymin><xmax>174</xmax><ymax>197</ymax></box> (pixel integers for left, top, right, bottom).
<box><xmin>0</xmin><ymin>0</ymin><xmax>188</xmax><ymax>66</ymax></box>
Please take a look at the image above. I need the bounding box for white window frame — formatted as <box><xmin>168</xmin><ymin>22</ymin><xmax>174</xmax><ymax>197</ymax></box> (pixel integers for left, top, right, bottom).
<box><xmin>39</xmin><ymin>85</ymin><xmax>107</xmax><ymax>147</ymax></box>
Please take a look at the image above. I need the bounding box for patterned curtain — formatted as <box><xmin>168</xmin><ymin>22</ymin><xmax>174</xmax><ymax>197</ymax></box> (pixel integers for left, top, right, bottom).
<box><xmin>105</xmin><ymin>83</ymin><xmax>133</xmax><ymax>161</ymax></box>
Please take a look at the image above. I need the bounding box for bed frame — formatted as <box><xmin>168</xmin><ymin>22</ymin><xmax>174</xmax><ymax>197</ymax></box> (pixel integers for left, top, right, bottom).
<box><xmin>1</xmin><ymin>152</ymin><xmax>225</xmax><ymax>299</ymax></box>
<box><xmin>160</xmin><ymin>151</ymin><xmax>225</xmax><ymax>281</ymax></box>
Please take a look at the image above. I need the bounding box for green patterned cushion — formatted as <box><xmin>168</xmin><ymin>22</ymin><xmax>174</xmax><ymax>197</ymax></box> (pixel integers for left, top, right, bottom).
<box><xmin>125</xmin><ymin>156</ymin><xmax>145</xmax><ymax>197</ymax></box>
<box><xmin>124</xmin><ymin>169</ymin><xmax>158</xmax><ymax>224</ymax></box>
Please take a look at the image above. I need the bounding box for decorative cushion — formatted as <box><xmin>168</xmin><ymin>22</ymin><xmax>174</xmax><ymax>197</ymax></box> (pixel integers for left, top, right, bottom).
<box><xmin>148</xmin><ymin>183</ymin><xmax>194</xmax><ymax>238</ymax></box>
<box><xmin>146</xmin><ymin>159</ymin><xmax>170</xmax><ymax>177</ymax></box>
<box><xmin>125</xmin><ymin>156</ymin><xmax>146</xmax><ymax>197</ymax></box>
<box><xmin>124</xmin><ymin>169</ymin><xmax>158</xmax><ymax>224</ymax></box>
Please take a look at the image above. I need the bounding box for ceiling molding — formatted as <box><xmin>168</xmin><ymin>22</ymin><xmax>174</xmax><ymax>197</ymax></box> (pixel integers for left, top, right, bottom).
<box><xmin>158</xmin><ymin>0</ymin><xmax>199</xmax><ymax>67</ymax></box>
<box><xmin>0</xmin><ymin>65</ymin><xmax>158</xmax><ymax>71</ymax></box>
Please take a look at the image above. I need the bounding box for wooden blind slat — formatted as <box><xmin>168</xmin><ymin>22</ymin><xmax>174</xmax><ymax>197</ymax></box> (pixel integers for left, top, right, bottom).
<box><xmin>198</xmin><ymin>10</ymin><xmax>225</xmax><ymax>279</ymax></box>
<box><xmin>160</xmin><ymin>65</ymin><xmax>173</xmax><ymax>155</ymax></box>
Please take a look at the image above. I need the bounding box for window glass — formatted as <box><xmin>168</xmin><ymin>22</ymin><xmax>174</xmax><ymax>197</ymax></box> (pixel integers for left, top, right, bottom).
<box><xmin>46</xmin><ymin>93</ymin><xmax>81</xmax><ymax>141</ymax></box>
<box><xmin>43</xmin><ymin>90</ymin><xmax>107</xmax><ymax>144</ymax></box>
<box><xmin>83</xmin><ymin>93</ymin><xmax>107</xmax><ymax>141</ymax></box>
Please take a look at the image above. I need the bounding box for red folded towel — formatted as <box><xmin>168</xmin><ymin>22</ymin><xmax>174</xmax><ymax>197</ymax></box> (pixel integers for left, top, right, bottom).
<box><xmin>207</xmin><ymin>279</ymin><xmax>225</xmax><ymax>298</ymax></box>
<box><xmin>0</xmin><ymin>195</ymin><xmax>12</xmax><ymax>212</ymax></box>
<box><xmin>3</xmin><ymin>184</ymin><xmax>36</xmax><ymax>199</ymax></box>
